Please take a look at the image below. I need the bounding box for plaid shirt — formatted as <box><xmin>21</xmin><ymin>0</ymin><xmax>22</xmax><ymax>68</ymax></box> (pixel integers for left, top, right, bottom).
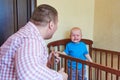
<box><xmin>0</xmin><ymin>22</ymin><xmax>63</xmax><ymax>80</ymax></box>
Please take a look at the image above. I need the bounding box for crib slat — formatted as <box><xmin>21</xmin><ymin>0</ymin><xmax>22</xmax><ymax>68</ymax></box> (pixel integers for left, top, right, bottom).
<box><xmin>118</xmin><ymin>55</ymin><xmax>120</xmax><ymax>70</ymax></box>
<box><xmin>95</xmin><ymin>50</ymin><xmax>97</xmax><ymax>79</ymax></box>
<box><xmin>65</xmin><ymin>58</ymin><xmax>67</xmax><ymax>73</ymax></box>
<box><xmin>100</xmin><ymin>51</ymin><xmax>102</xmax><ymax>80</ymax></box>
<box><xmin>106</xmin><ymin>72</ymin><xmax>108</xmax><ymax>80</ymax></box>
<box><xmin>97</xmin><ymin>68</ymin><xmax>99</xmax><ymax>80</ymax></box>
<box><xmin>95</xmin><ymin>50</ymin><xmax>97</xmax><ymax>63</ymax></box>
<box><xmin>76</xmin><ymin>62</ymin><xmax>78</xmax><ymax>80</ymax></box>
<box><xmin>82</xmin><ymin>64</ymin><xmax>84</xmax><ymax>80</ymax></box>
<box><xmin>57</xmin><ymin>60</ymin><xmax>60</xmax><ymax>71</ymax></box>
<box><xmin>111</xmin><ymin>53</ymin><xmax>113</xmax><ymax>80</ymax></box>
<box><xmin>70</xmin><ymin>61</ymin><xmax>72</xmax><ymax>80</ymax></box>
<box><xmin>89</xmin><ymin>66</ymin><xmax>92</xmax><ymax>80</ymax></box>
<box><xmin>106</xmin><ymin>52</ymin><xmax>108</xmax><ymax>67</ymax></box>
<box><xmin>116</xmin><ymin>75</ymin><xmax>118</xmax><ymax>80</ymax></box>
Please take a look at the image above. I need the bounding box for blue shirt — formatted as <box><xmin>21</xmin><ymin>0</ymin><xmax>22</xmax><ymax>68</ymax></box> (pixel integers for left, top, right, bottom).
<box><xmin>64</xmin><ymin>41</ymin><xmax>88</xmax><ymax>69</ymax></box>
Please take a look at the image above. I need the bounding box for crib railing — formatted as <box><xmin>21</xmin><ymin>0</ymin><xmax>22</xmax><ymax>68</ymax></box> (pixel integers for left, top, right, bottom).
<box><xmin>47</xmin><ymin>39</ymin><xmax>120</xmax><ymax>80</ymax></box>
<box><xmin>51</xmin><ymin>53</ymin><xmax>120</xmax><ymax>80</ymax></box>
<box><xmin>91</xmin><ymin>48</ymin><xmax>120</xmax><ymax>70</ymax></box>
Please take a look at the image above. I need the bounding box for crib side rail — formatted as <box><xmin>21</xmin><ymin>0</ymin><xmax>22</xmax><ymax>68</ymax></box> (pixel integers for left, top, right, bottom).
<box><xmin>56</xmin><ymin>53</ymin><xmax>120</xmax><ymax>80</ymax></box>
<box><xmin>91</xmin><ymin>48</ymin><xmax>120</xmax><ymax>70</ymax></box>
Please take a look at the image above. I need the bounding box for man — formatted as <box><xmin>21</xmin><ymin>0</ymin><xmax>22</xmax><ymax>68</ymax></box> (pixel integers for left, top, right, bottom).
<box><xmin>0</xmin><ymin>4</ymin><xmax>68</xmax><ymax>80</ymax></box>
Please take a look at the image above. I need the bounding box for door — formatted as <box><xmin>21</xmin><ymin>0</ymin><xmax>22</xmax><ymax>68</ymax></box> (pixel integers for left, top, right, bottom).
<box><xmin>0</xmin><ymin>0</ymin><xmax>36</xmax><ymax>46</ymax></box>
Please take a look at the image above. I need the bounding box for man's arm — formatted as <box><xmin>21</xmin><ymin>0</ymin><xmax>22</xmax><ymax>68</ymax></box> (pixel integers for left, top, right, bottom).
<box><xmin>15</xmin><ymin>38</ymin><xmax>63</xmax><ymax>80</ymax></box>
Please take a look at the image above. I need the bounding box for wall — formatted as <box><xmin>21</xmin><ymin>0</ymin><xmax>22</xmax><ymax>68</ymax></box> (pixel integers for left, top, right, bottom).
<box><xmin>37</xmin><ymin>0</ymin><xmax>94</xmax><ymax>43</ymax></box>
<box><xmin>94</xmin><ymin>0</ymin><xmax>120</xmax><ymax>51</ymax></box>
<box><xmin>37</xmin><ymin>0</ymin><xmax>120</xmax><ymax>52</ymax></box>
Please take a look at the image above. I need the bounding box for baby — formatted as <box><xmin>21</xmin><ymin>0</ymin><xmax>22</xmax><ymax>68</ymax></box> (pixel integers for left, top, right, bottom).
<box><xmin>63</xmin><ymin>27</ymin><xmax>92</xmax><ymax>80</ymax></box>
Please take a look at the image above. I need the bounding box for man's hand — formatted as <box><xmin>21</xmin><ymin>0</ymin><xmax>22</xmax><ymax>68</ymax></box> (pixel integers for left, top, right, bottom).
<box><xmin>58</xmin><ymin>68</ymin><xmax>68</xmax><ymax>80</ymax></box>
<box><xmin>53</xmin><ymin>51</ymin><xmax>61</xmax><ymax>63</ymax></box>
<box><xmin>47</xmin><ymin>50</ymin><xmax>61</xmax><ymax>67</ymax></box>
<box><xmin>49</xmin><ymin>47</ymin><xmax>61</xmax><ymax>64</ymax></box>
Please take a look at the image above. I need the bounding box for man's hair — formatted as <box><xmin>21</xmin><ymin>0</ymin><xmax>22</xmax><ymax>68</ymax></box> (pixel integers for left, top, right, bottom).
<box><xmin>31</xmin><ymin>4</ymin><xmax>58</xmax><ymax>26</ymax></box>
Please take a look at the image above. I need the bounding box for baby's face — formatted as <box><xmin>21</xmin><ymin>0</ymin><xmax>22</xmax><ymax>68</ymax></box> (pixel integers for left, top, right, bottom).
<box><xmin>70</xmin><ymin>29</ymin><xmax>82</xmax><ymax>43</ymax></box>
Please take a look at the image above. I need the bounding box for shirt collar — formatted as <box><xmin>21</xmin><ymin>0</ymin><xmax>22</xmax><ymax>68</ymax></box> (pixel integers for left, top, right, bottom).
<box><xmin>27</xmin><ymin>21</ymin><xmax>47</xmax><ymax>47</ymax></box>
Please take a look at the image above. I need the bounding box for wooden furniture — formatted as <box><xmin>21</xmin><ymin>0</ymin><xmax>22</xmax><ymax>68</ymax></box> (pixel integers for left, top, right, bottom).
<box><xmin>47</xmin><ymin>38</ymin><xmax>93</xmax><ymax>55</ymax></box>
<box><xmin>47</xmin><ymin>38</ymin><xmax>120</xmax><ymax>80</ymax></box>
<box><xmin>47</xmin><ymin>38</ymin><xmax>93</xmax><ymax>68</ymax></box>
<box><xmin>0</xmin><ymin>0</ymin><xmax>37</xmax><ymax>46</ymax></box>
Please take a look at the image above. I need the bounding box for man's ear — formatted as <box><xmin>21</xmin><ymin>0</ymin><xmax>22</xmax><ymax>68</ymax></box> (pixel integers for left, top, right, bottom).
<box><xmin>48</xmin><ymin>21</ymin><xmax>54</xmax><ymax>30</ymax></box>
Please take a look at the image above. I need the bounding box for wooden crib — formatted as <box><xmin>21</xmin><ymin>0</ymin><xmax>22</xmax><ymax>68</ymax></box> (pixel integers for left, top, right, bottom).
<box><xmin>47</xmin><ymin>39</ymin><xmax>120</xmax><ymax>80</ymax></box>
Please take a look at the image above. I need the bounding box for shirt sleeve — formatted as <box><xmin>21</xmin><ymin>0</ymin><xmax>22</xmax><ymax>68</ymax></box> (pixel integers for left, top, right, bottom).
<box><xmin>82</xmin><ymin>42</ymin><xmax>88</xmax><ymax>55</ymax></box>
<box><xmin>15</xmin><ymin>38</ymin><xmax>63</xmax><ymax>80</ymax></box>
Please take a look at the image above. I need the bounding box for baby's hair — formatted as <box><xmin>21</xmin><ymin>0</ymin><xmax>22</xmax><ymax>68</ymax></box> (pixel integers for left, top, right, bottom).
<box><xmin>71</xmin><ymin>27</ymin><xmax>81</xmax><ymax>30</ymax></box>
<box><xmin>70</xmin><ymin>27</ymin><xmax>82</xmax><ymax>34</ymax></box>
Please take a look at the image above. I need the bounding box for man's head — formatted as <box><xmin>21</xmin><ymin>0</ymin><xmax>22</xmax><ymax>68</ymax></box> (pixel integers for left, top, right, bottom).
<box><xmin>31</xmin><ymin>4</ymin><xmax>58</xmax><ymax>39</ymax></box>
<box><xmin>70</xmin><ymin>27</ymin><xmax>82</xmax><ymax>43</ymax></box>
